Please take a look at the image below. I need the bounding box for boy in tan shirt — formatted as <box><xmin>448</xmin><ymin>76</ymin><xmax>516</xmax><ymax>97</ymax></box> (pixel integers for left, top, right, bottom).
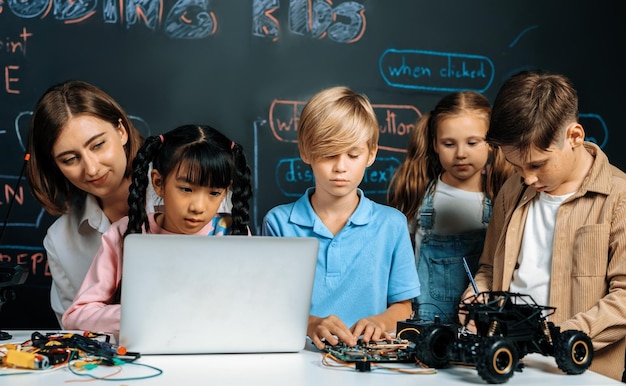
<box><xmin>462</xmin><ymin>70</ymin><xmax>626</xmax><ymax>381</ymax></box>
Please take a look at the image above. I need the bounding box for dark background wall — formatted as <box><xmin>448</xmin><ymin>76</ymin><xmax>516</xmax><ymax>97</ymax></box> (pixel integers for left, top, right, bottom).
<box><xmin>0</xmin><ymin>0</ymin><xmax>623</xmax><ymax>329</ymax></box>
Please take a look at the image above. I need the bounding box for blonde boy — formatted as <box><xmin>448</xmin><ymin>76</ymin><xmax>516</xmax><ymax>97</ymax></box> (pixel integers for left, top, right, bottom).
<box><xmin>262</xmin><ymin>86</ymin><xmax>419</xmax><ymax>349</ymax></box>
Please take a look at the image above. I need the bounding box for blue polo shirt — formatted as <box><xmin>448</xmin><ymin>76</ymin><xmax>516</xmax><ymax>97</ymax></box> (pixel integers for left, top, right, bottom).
<box><xmin>262</xmin><ymin>188</ymin><xmax>420</xmax><ymax>327</ymax></box>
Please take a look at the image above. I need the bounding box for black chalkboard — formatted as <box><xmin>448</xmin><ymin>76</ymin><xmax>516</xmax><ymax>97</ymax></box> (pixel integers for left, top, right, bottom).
<box><xmin>0</xmin><ymin>0</ymin><xmax>623</xmax><ymax>328</ymax></box>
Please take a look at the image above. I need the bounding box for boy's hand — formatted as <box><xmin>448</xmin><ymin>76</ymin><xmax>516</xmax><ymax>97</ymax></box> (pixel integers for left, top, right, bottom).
<box><xmin>458</xmin><ymin>309</ymin><xmax>478</xmax><ymax>333</ymax></box>
<box><xmin>350</xmin><ymin>317</ymin><xmax>391</xmax><ymax>343</ymax></box>
<box><xmin>458</xmin><ymin>292</ymin><xmax>485</xmax><ymax>332</ymax></box>
<box><xmin>307</xmin><ymin>315</ymin><xmax>357</xmax><ymax>349</ymax></box>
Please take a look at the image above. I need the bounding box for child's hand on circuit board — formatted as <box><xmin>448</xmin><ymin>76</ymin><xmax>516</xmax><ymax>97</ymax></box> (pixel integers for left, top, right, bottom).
<box><xmin>308</xmin><ymin>315</ymin><xmax>357</xmax><ymax>350</ymax></box>
<box><xmin>350</xmin><ymin>317</ymin><xmax>391</xmax><ymax>344</ymax></box>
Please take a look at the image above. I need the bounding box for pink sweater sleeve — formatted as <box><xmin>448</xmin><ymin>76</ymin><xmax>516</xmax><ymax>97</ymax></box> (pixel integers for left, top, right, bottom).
<box><xmin>62</xmin><ymin>219</ymin><xmax>127</xmax><ymax>337</ymax></box>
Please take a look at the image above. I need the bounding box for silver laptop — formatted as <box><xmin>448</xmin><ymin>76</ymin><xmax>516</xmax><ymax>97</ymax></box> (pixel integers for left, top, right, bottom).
<box><xmin>119</xmin><ymin>234</ymin><xmax>318</xmax><ymax>354</ymax></box>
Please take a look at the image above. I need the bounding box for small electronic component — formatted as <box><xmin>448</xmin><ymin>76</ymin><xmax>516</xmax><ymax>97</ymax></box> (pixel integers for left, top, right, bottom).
<box><xmin>323</xmin><ymin>338</ymin><xmax>418</xmax><ymax>371</ymax></box>
<box><xmin>31</xmin><ymin>332</ymin><xmax>128</xmax><ymax>359</ymax></box>
<box><xmin>4</xmin><ymin>350</ymin><xmax>50</xmax><ymax>370</ymax></box>
<box><xmin>0</xmin><ymin>331</ymin><xmax>138</xmax><ymax>372</ymax></box>
<box><xmin>0</xmin><ymin>331</ymin><xmax>160</xmax><ymax>381</ymax></box>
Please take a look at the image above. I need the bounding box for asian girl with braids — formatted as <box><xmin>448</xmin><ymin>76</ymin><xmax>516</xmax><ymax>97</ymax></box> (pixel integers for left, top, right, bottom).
<box><xmin>63</xmin><ymin>124</ymin><xmax>252</xmax><ymax>337</ymax></box>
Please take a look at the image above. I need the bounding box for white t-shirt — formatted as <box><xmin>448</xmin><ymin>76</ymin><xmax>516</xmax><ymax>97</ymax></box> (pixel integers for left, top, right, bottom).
<box><xmin>509</xmin><ymin>191</ymin><xmax>573</xmax><ymax>307</ymax></box>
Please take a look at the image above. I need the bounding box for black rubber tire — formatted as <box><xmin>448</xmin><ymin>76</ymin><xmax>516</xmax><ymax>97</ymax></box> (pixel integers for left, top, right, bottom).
<box><xmin>414</xmin><ymin>324</ymin><xmax>455</xmax><ymax>368</ymax></box>
<box><xmin>475</xmin><ymin>337</ymin><xmax>518</xmax><ymax>384</ymax></box>
<box><xmin>554</xmin><ymin>330</ymin><xmax>593</xmax><ymax>374</ymax></box>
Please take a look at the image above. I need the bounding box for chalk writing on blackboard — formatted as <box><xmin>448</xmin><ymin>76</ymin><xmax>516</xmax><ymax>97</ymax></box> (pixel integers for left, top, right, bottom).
<box><xmin>3</xmin><ymin>0</ymin><xmax>366</xmax><ymax>42</ymax></box>
<box><xmin>254</xmin><ymin>0</ymin><xmax>366</xmax><ymax>43</ymax></box>
<box><xmin>0</xmin><ymin>172</ymin><xmax>48</xmax><ymax>278</ymax></box>
<box><xmin>164</xmin><ymin>2</ymin><xmax>217</xmax><ymax>38</ymax></box>
<box><xmin>379</xmin><ymin>49</ymin><xmax>494</xmax><ymax>93</ymax></box>
<box><xmin>0</xmin><ymin>176</ymin><xmax>44</xmax><ymax>229</ymax></box>
<box><xmin>0</xmin><ymin>247</ymin><xmax>49</xmax><ymax>277</ymax></box>
<box><xmin>1</xmin><ymin>27</ymin><xmax>31</xmax><ymax>95</ymax></box>
<box><xmin>509</xmin><ymin>25</ymin><xmax>539</xmax><ymax>48</ymax></box>
<box><xmin>253</xmin><ymin>0</ymin><xmax>280</xmax><ymax>41</ymax></box>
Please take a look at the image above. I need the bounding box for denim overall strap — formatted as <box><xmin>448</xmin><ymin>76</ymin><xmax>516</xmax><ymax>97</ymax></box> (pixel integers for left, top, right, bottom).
<box><xmin>482</xmin><ymin>196</ymin><xmax>493</xmax><ymax>224</ymax></box>
<box><xmin>418</xmin><ymin>179</ymin><xmax>437</xmax><ymax>231</ymax></box>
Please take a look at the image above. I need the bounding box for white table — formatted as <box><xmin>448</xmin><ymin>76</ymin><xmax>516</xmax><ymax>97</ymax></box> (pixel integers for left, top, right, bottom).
<box><xmin>1</xmin><ymin>330</ymin><xmax>622</xmax><ymax>385</ymax></box>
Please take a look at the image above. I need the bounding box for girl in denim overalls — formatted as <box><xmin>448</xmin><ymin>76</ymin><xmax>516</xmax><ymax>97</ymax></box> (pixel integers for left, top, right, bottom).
<box><xmin>388</xmin><ymin>91</ymin><xmax>514</xmax><ymax>323</ymax></box>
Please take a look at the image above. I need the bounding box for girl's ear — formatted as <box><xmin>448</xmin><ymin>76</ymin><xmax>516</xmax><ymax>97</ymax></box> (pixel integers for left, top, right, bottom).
<box><xmin>151</xmin><ymin>169</ymin><xmax>164</xmax><ymax>197</ymax></box>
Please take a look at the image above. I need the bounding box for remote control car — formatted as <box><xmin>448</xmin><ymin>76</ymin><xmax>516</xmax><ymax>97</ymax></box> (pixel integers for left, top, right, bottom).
<box><xmin>397</xmin><ymin>291</ymin><xmax>593</xmax><ymax>384</ymax></box>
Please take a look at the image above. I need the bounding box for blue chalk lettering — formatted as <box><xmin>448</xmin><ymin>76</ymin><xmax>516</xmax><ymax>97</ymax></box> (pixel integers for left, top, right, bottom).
<box><xmin>379</xmin><ymin>49</ymin><xmax>494</xmax><ymax>93</ymax></box>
